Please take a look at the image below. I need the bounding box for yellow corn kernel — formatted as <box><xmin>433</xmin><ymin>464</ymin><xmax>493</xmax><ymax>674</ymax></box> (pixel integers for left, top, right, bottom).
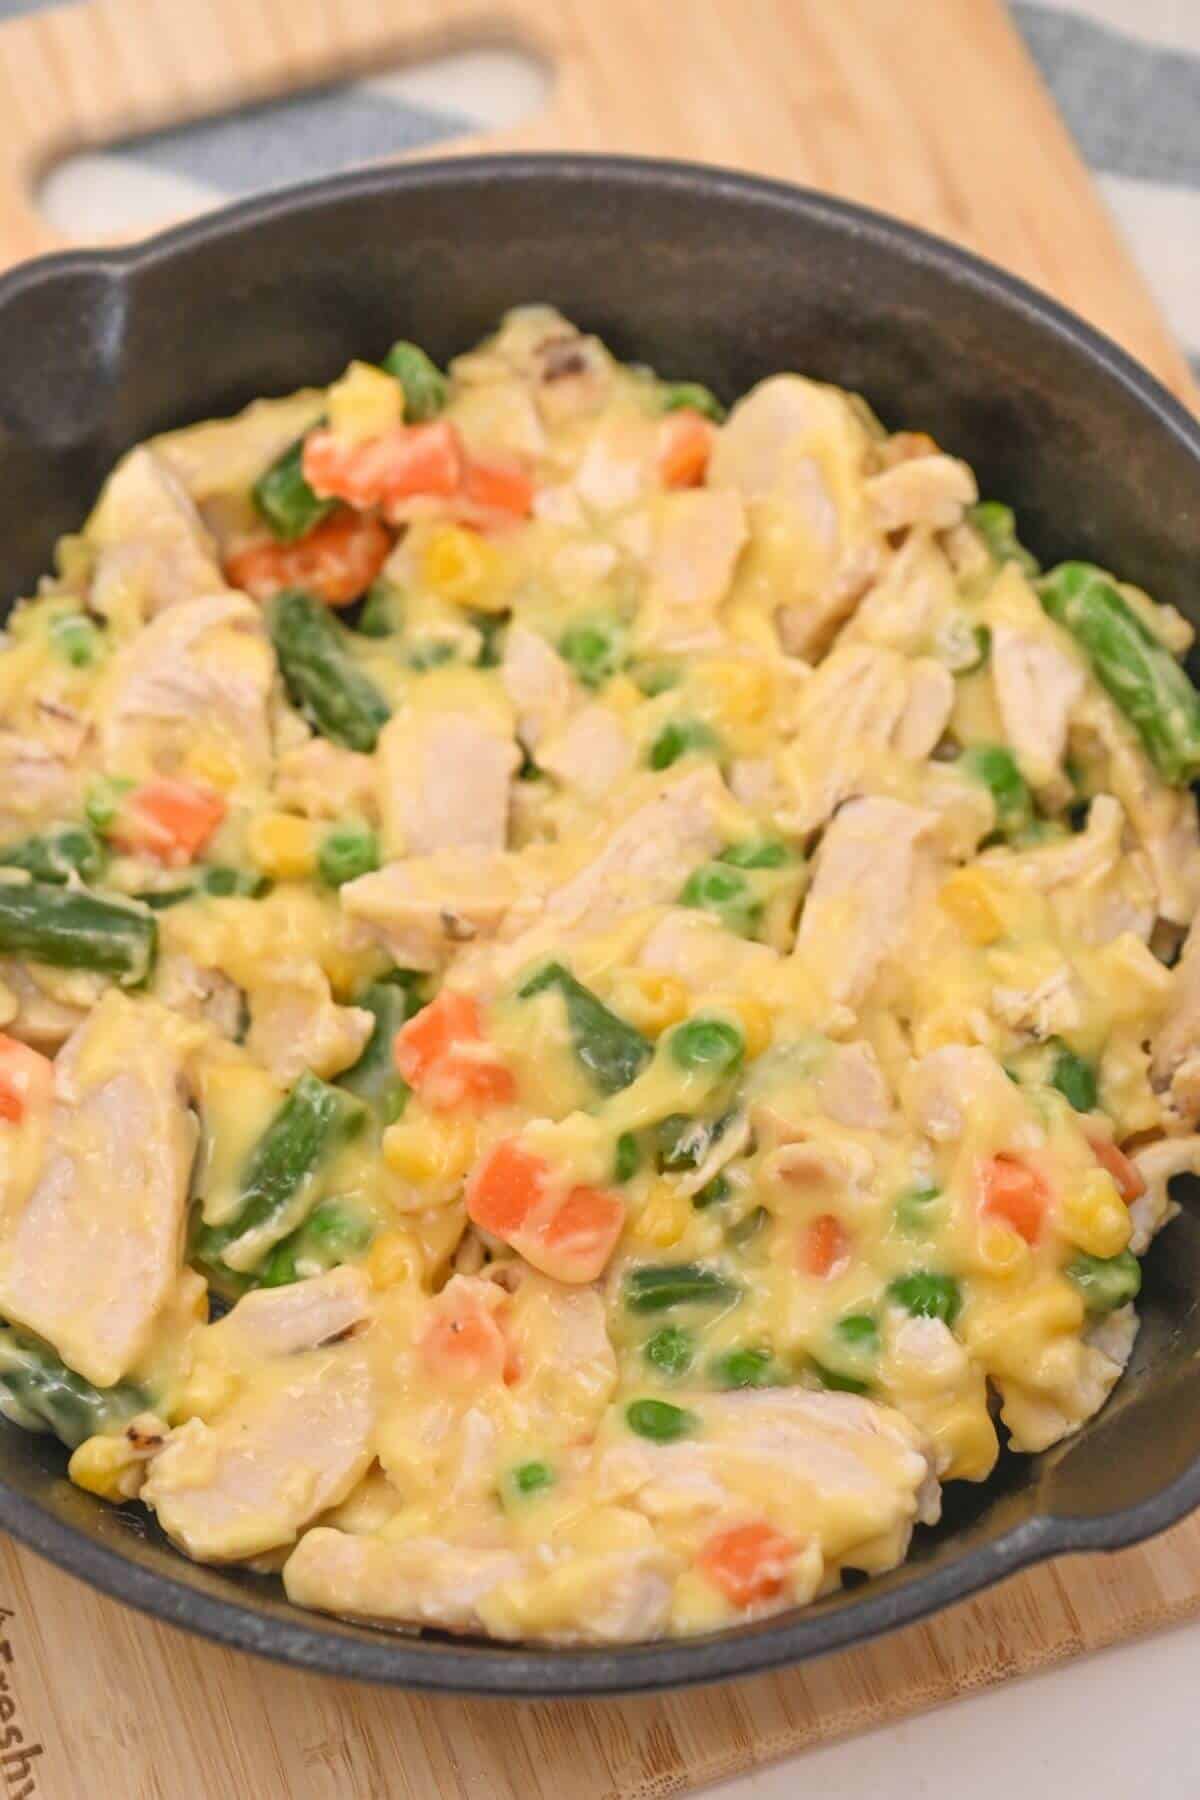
<box><xmin>246</xmin><ymin>811</ymin><xmax>317</xmax><ymax>881</ymax></box>
<box><xmin>383</xmin><ymin>1113</ymin><xmax>477</xmax><ymax>1185</ymax></box>
<box><xmin>938</xmin><ymin>868</ymin><xmax>1005</xmax><ymax>945</ymax></box>
<box><xmin>711</xmin><ymin>994</ymin><xmax>773</xmax><ymax>1060</ymax></box>
<box><xmin>703</xmin><ymin>660</ymin><xmax>773</xmax><ymax>730</ymax></box>
<box><xmin>1061</xmin><ymin>1169</ymin><xmax>1132</xmax><ymax>1259</ymax></box>
<box><xmin>327</xmin><ymin>359</ymin><xmax>404</xmax><ymax>442</ymax></box>
<box><xmin>602</xmin><ymin>675</ymin><xmax>645</xmax><ymax>716</ymax></box>
<box><xmin>183</xmin><ymin>739</ymin><xmax>241</xmax><ymax>792</ymax></box>
<box><xmin>975</xmin><ymin>1219</ymin><xmax>1031</xmax><ymax>1280</ymax></box>
<box><xmin>366</xmin><ymin>1227</ymin><xmax>422</xmax><ymax>1290</ymax></box>
<box><xmin>633</xmin><ymin>1179</ymin><xmax>691</xmax><ymax>1249</ymax></box>
<box><xmin>68</xmin><ymin>1434</ymin><xmax>143</xmax><ymax>1504</ymax></box>
<box><xmin>609</xmin><ymin>969</ymin><xmax>690</xmax><ymax>1037</ymax></box>
<box><xmin>422</xmin><ymin>525</ymin><xmax>502</xmax><ymax>609</ymax></box>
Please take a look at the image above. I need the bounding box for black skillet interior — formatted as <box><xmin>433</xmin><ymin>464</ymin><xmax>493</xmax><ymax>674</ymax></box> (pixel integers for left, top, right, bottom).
<box><xmin>0</xmin><ymin>155</ymin><xmax>1197</xmax><ymax>1695</ymax></box>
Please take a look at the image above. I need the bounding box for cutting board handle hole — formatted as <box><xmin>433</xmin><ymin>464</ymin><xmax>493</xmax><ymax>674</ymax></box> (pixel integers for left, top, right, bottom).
<box><xmin>35</xmin><ymin>45</ymin><xmax>552</xmax><ymax>241</ymax></box>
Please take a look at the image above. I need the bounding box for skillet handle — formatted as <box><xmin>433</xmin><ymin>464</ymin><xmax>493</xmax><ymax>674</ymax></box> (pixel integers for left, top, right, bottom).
<box><xmin>0</xmin><ymin>0</ymin><xmax>578</xmax><ymax>271</ymax></box>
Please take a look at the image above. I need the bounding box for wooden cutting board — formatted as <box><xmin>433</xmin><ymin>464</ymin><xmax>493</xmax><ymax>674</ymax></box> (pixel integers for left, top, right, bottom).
<box><xmin>0</xmin><ymin>3</ymin><xmax>1197</xmax><ymax>1796</ymax></box>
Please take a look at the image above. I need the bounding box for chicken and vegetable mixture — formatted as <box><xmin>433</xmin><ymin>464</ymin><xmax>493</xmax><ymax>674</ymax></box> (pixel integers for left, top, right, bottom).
<box><xmin>0</xmin><ymin>306</ymin><xmax>1197</xmax><ymax>1643</ymax></box>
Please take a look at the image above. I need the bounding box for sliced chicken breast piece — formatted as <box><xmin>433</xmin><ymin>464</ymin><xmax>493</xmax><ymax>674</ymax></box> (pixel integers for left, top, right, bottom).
<box><xmin>538</xmin><ymin>705</ymin><xmax>635</xmax><ymax>803</ymax></box>
<box><xmin>1076</xmin><ymin>691</ymin><xmax>1200</xmax><ymax>926</ymax></box>
<box><xmin>377</xmin><ymin>703</ymin><xmax>520</xmax><ymax>858</ymax></box>
<box><xmin>284</xmin><ymin>1530</ymin><xmax>529</xmax><ymax>1634</ymax></box>
<box><xmin>245</xmin><ymin>959</ymin><xmax>373</xmax><ymax>1084</ymax></box>
<box><xmin>273</xmin><ymin>738</ymin><xmax>378</xmax><ymax>821</ymax></box>
<box><xmin>991</xmin><ymin>622</ymin><xmax>1085</xmax><ymax>803</ymax></box>
<box><xmin>864</xmin><ymin>452</ymin><xmax>977</xmax><ymax>534</ymax></box>
<box><xmin>816</xmin><ymin>1041</ymin><xmax>894</xmax><ymax>1130</ymax></box>
<box><xmin>1151</xmin><ymin>920</ymin><xmax>1200</xmax><ymax>1128</ymax></box>
<box><xmin>100</xmin><ymin>591</ymin><xmax>275</xmax><ymax>785</ymax></box>
<box><xmin>218</xmin><ymin>1266</ymin><xmax>371</xmax><ymax>1358</ymax></box>
<box><xmin>635</xmin><ymin>490</ymin><xmax>748</xmax><ymax>653</ymax></box>
<box><xmin>0</xmin><ymin>992</ymin><xmax>197</xmax><ymax>1387</ymax></box>
<box><xmin>0</xmin><ymin>733</ymin><xmax>83</xmax><ymax>840</ymax></box>
<box><xmin>84</xmin><ymin>446</ymin><xmax>229</xmax><ymax>622</ymax></box>
<box><xmin>793</xmin><ymin>796</ymin><xmax>938</xmax><ymax>1012</ymax></box>
<box><xmin>501</xmin><ymin>625</ymin><xmax>575</xmax><ymax>752</ymax></box>
<box><xmin>341</xmin><ymin>850</ymin><xmax>530</xmax><ymax>971</ymax></box>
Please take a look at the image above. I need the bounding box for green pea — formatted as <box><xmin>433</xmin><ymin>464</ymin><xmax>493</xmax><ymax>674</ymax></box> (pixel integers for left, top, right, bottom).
<box><xmin>85</xmin><ymin>776</ymin><xmax>133</xmax><ymax>833</ymax></box>
<box><xmin>559</xmin><ymin>617</ymin><xmax>627</xmax><ymax>689</ymax></box>
<box><xmin>644</xmin><ymin>1326</ymin><xmax>694</xmax><ymax>1377</ymax></box>
<box><xmin>888</xmin><ymin>1270</ymin><xmax>962</xmax><ymax>1327</ymax></box>
<box><xmin>318</xmin><ymin>821</ymin><xmax>380</xmax><ymax>888</ymax></box>
<box><xmin>656</xmin><ymin>1112</ymin><xmax>724</xmax><ymax>1171</ymax></box>
<box><xmin>668</xmin><ymin>1016</ymin><xmax>744</xmax><ymax>1075</ymax></box>
<box><xmin>959</xmin><ymin>743</ymin><xmax>1034</xmax><ymax>838</ymax></box>
<box><xmin>709</xmin><ymin>1346</ymin><xmax>774</xmax><ymax>1389</ymax></box>
<box><xmin>408</xmin><ymin>641</ymin><xmax>457</xmax><ymax>671</ymax></box>
<box><xmin>648</xmin><ymin>719</ymin><xmax>720</xmax><ymax>771</ymax></box>
<box><xmin>835</xmin><ymin>1314</ymin><xmax>880</xmax><ymax>1351</ymax></box>
<box><xmin>614</xmin><ymin>1131</ymin><xmax>640</xmax><ymax>1184</ymax></box>
<box><xmin>678</xmin><ymin>861</ymin><xmax>762</xmax><ymax>937</ymax></box>
<box><xmin>48</xmin><ymin>611</ymin><xmax>102</xmax><ymax>668</ymax></box>
<box><xmin>511</xmin><ymin>1459</ymin><xmax>555</xmax><ymax>1497</ymax></box>
<box><xmin>626</xmin><ymin>1398</ymin><xmax>697</xmax><ymax>1443</ymax></box>
<box><xmin>1049</xmin><ymin>1041</ymin><xmax>1098</xmax><ymax>1113</ymax></box>
<box><xmin>380</xmin><ymin>340</ymin><xmax>448</xmax><ymax>420</ymax></box>
<box><xmin>1064</xmin><ymin>1250</ymin><xmax>1141</xmax><ymax>1315</ymax></box>
<box><xmin>894</xmin><ymin>1182</ymin><xmax>944</xmax><ymax>1237</ymax></box>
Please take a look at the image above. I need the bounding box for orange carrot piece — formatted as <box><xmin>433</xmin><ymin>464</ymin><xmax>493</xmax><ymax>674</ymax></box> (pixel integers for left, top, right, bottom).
<box><xmin>303</xmin><ymin>421</ymin><xmax>464</xmax><ymax>511</ymax></box>
<box><xmin>1087</xmin><ymin>1133</ymin><xmax>1146</xmax><ymax>1203</ymax></box>
<box><xmin>462</xmin><ymin>457</ymin><xmax>535</xmax><ymax>519</ymax></box>
<box><xmin>533</xmin><ymin>1183</ymin><xmax>626</xmax><ymax>1283</ymax></box>
<box><xmin>697</xmin><ymin>1522</ymin><xmax>796</xmax><ymax>1608</ymax></box>
<box><xmin>658</xmin><ymin>409</ymin><xmax>716</xmax><ymax>488</ymax></box>
<box><xmin>0</xmin><ymin>1035</ymin><xmax>52</xmax><ymax>1123</ymax></box>
<box><xmin>801</xmin><ymin>1213</ymin><xmax>850</xmax><ymax>1278</ymax></box>
<box><xmin>981</xmin><ymin>1154</ymin><xmax>1048</xmax><ymax>1244</ymax></box>
<box><xmin>113</xmin><ymin>777</ymin><xmax>226</xmax><ymax>865</ymax></box>
<box><xmin>394</xmin><ymin>992</ymin><xmax>484</xmax><ymax>1086</ymax></box>
<box><xmin>226</xmin><ymin>509</ymin><xmax>391</xmax><ymax>606</ymax></box>
<box><xmin>466</xmin><ymin>1140</ymin><xmax>549</xmax><ymax>1239</ymax></box>
<box><xmin>420</xmin><ymin>1290</ymin><xmax>507</xmax><ymax>1383</ymax></box>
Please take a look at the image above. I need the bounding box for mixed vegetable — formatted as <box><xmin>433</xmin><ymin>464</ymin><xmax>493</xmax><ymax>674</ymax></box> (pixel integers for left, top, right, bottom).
<box><xmin>0</xmin><ymin>305</ymin><xmax>1193</xmax><ymax>1646</ymax></box>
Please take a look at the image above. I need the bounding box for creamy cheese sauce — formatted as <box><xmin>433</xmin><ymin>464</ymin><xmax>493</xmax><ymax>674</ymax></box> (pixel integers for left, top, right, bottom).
<box><xmin>0</xmin><ymin>307</ymin><xmax>1195</xmax><ymax>1643</ymax></box>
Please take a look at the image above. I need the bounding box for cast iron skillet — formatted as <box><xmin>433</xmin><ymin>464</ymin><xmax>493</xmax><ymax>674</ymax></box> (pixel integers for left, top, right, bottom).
<box><xmin>0</xmin><ymin>155</ymin><xmax>1197</xmax><ymax>1696</ymax></box>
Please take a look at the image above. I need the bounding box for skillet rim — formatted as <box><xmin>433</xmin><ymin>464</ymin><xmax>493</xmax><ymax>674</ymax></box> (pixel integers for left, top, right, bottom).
<box><xmin>0</xmin><ymin>150</ymin><xmax>1198</xmax><ymax>1695</ymax></box>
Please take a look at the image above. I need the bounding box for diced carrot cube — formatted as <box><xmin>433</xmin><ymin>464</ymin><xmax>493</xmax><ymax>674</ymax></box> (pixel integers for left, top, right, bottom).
<box><xmin>658</xmin><ymin>410</ymin><xmax>716</xmax><ymax>488</ymax></box>
<box><xmin>981</xmin><ymin>1154</ymin><xmax>1048</xmax><ymax>1244</ymax></box>
<box><xmin>0</xmin><ymin>1035</ymin><xmax>52</xmax><ymax>1124</ymax></box>
<box><xmin>462</xmin><ymin>457</ymin><xmax>535</xmax><ymax>519</ymax></box>
<box><xmin>395</xmin><ymin>992</ymin><xmax>483</xmax><ymax>1086</ymax></box>
<box><xmin>697</xmin><ymin>1522</ymin><xmax>796</xmax><ymax>1608</ymax></box>
<box><xmin>226</xmin><ymin>509</ymin><xmax>391</xmax><ymax>606</ymax></box>
<box><xmin>534</xmin><ymin>1183</ymin><xmax>626</xmax><ymax>1283</ymax></box>
<box><xmin>801</xmin><ymin>1213</ymin><xmax>850</xmax><ymax>1278</ymax></box>
<box><xmin>113</xmin><ymin>777</ymin><xmax>226</xmax><ymax>866</ymax></box>
<box><xmin>466</xmin><ymin>1139</ymin><xmax>548</xmax><ymax>1238</ymax></box>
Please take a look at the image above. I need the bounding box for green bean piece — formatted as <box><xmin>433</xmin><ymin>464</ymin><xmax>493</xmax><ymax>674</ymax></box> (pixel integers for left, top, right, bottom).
<box><xmin>1049</xmin><ymin>1041</ymin><xmax>1098</xmax><ymax>1113</ymax></box>
<box><xmin>519</xmin><ymin>962</ymin><xmax>652</xmax><ymax>1094</ymax></box>
<box><xmin>625</xmin><ymin>1262</ymin><xmax>739</xmax><ymax>1313</ymax></box>
<box><xmin>337</xmin><ymin>979</ymin><xmax>420</xmax><ymax>1122</ymax></box>
<box><xmin>0</xmin><ymin>882</ymin><xmax>155</xmax><ymax>986</ymax></box>
<box><xmin>657</xmin><ymin>380</ymin><xmax>726</xmax><ymax>422</ymax></box>
<box><xmin>138</xmin><ymin>866</ymin><xmax>268</xmax><ymax>911</ymax></box>
<box><xmin>894</xmin><ymin>1182</ymin><xmax>944</xmax><ymax>1237</ymax></box>
<box><xmin>626</xmin><ymin>1398</ymin><xmax>697</xmax><ymax>1443</ymax></box>
<box><xmin>318</xmin><ymin>821</ymin><xmax>380</xmax><ymax>888</ymax></box>
<box><xmin>48</xmin><ymin>610</ymin><xmax>103</xmax><ymax>668</ymax></box>
<box><xmin>888</xmin><ymin>1270</ymin><xmax>962</xmax><ymax>1327</ymax></box>
<box><xmin>678</xmin><ymin>861</ymin><xmax>762</xmax><ymax>937</ymax></box>
<box><xmin>258</xmin><ymin>1200</ymin><xmax>374</xmax><ymax>1289</ymax></box>
<box><xmin>1040</xmin><ymin>562</ymin><xmax>1200</xmax><ymax>785</ymax></box>
<box><xmin>644</xmin><ymin>1325</ymin><xmax>694</xmax><ymax>1377</ymax></box>
<box><xmin>0</xmin><ymin>824</ymin><xmax>106</xmax><ymax>885</ymax></box>
<box><xmin>726</xmin><ymin>1204</ymin><xmax>769</xmax><ymax>1247</ymax></box>
<box><xmin>709</xmin><ymin>1346</ymin><xmax>774</xmax><ymax>1389</ymax></box>
<box><xmin>692</xmin><ymin>1172</ymin><xmax>730</xmax><ymax>1210</ymax></box>
<box><xmin>357</xmin><ymin>579</ymin><xmax>405</xmax><ymax>638</ymax></box>
<box><xmin>668</xmin><ymin>1017</ymin><xmax>744</xmax><ymax>1076</ymax></box>
<box><xmin>959</xmin><ymin>743</ymin><xmax>1034</xmax><ymax>838</ymax></box>
<box><xmin>648</xmin><ymin>718</ymin><xmax>720</xmax><ymax>771</ymax></box>
<box><xmin>656</xmin><ymin>1112</ymin><xmax>728</xmax><ymax>1172</ymax></box>
<box><xmin>253</xmin><ymin>434</ymin><xmax>335</xmax><ymax>543</ymax></box>
<box><xmin>613</xmin><ymin>1131</ymin><xmax>640</xmax><ymax>1183</ymax></box>
<box><xmin>0</xmin><ymin>1326</ymin><xmax>146</xmax><ymax>1449</ymax></box>
<box><xmin>269</xmin><ymin>589</ymin><xmax>391</xmax><ymax>752</ymax></box>
<box><xmin>719</xmin><ymin>839</ymin><xmax>790</xmax><ymax>870</ymax></box>
<box><xmin>1065</xmin><ymin>1249</ymin><xmax>1141</xmax><ymax>1315</ymax></box>
<box><xmin>195</xmin><ymin>1071</ymin><xmax>366</xmax><ymax>1271</ymax></box>
<box><xmin>381</xmin><ymin>340</ymin><xmax>448</xmax><ymax>421</ymax></box>
<box><xmin>968</xmin><ymin>501</ymin><xmax>1040</xmax><ymax>578</ymax></box>
<box><xmin>408</xmin><ymin>640</ymin><xmax>458</xmax><ymax>672</ymax></box>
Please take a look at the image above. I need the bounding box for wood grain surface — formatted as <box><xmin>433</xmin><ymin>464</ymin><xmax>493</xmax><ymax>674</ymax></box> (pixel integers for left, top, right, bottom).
<box><xmin>0</xmin><ymin>3</ymin><xmax>1195</xmax><ymax>1796</ymax></box>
